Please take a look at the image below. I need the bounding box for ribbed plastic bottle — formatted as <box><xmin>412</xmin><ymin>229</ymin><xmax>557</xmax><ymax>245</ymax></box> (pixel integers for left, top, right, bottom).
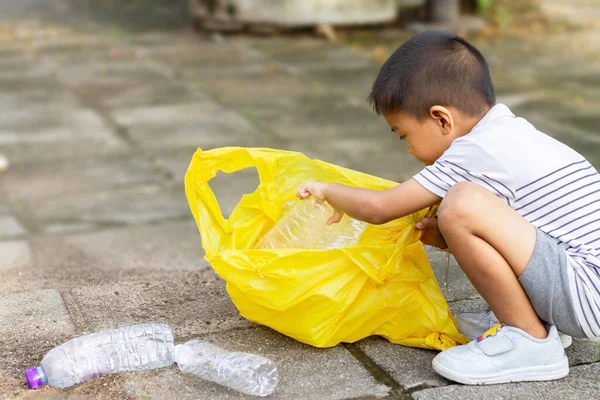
<box><xmin>174</xmin><ymin>340</ymin><xmax>279</xmax><ymax>397</ymax></box>
<box><xmin>256</xmin><ymin>198</ymin><xmax>366</xmax><ymax>250</ymax></box>
<box><xmin>25</xmin><ymin>323</ymin><xmax>175</xmax><ymax>389</ymax></box>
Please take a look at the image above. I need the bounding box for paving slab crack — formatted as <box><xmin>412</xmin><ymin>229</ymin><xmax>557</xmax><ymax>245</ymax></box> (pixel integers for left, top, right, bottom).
<box><xmin>38</xmin><ymin>210</ymin><xmax>194</xmax><ymax>236</ymax></box>
<box><xmin>344</xmin><ymin>343</ymin><xmax>413</xmax><ymax>400</ymax></box>
<box><xmin>47</xmin><ymin>58</ymin><xmax>174</xmax><ymax>184</ymax></box>
<box><xmin>133</xmin><ymin>38</ymin><xmax>295</xmax><ymax>151</ymax></box>
<box><xmin>405</xmin><ymin>382</ymin><xmax>447</xmax><ymax>397</ymax></box>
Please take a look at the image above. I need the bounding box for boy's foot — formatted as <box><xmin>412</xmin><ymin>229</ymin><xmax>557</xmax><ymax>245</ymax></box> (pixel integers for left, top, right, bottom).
<box><xmin>456</xmin><ymin>308</ymin><xmax>573</xmax><ymax>349</ymax></box>
<box><xmin>432</xmin><ymin>323</ymin><xmax>569</xmax><ymax>385</ymax></box>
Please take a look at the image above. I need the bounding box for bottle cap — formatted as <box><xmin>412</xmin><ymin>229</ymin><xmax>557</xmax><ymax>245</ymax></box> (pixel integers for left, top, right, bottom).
<box><xmin>24</xmin><ymin>366</ymin><xmax>47</xmax><ymax>389</ymax></box>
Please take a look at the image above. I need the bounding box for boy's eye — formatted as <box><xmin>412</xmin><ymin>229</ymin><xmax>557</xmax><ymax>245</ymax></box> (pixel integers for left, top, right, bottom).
<box><xmin>399</xmin><ymin>136</ymin><xmax>406</xmax><ymax>141</ymax></box>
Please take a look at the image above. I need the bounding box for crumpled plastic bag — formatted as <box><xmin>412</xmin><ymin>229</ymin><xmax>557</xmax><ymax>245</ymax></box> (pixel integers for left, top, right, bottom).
<box><xmin>185</xmin><ymin>147</ymin><xmax>467</xmax><ymax>350</ymax></box>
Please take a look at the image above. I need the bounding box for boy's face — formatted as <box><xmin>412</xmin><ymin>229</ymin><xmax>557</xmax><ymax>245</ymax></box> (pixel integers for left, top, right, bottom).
<box><xmin>383</xmin><ymin>108</ymin><xmax>455</xmax><ymax>166</ymax></box>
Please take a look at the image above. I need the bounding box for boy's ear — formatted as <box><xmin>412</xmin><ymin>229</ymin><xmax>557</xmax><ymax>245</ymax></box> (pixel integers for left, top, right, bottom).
<box><xmin>429</xmin><ymin>105</ymin><xmax>454</xmax><ymax>135</ymax></box>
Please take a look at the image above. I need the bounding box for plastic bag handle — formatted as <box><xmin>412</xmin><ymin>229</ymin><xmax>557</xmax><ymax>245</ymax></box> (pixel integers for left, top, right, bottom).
<box><xmin>184</xmin><ymin>147</ymin><xmax>301</xmax><ymax>254</ymax></box>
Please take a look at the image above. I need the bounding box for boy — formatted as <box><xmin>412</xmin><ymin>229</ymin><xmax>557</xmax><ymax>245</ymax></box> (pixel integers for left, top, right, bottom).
<box><xmin>297</xmin><ymin>30</ymin><xmax>600</xmax><ymax>385</ymax></box>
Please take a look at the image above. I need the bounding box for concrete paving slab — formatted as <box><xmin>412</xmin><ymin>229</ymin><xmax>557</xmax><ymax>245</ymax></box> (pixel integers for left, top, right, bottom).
<box><xmin>0</xmin><ymin>289</ymin><xmax>75</xmax><ymax>384</ymax></box>
<box><xmin>150</xmin><ymin>38</ymin><xmax>271</xmax><ymax>80</ymax></box>
<box><xmin>38</xmin><ymin>38</ymin><xmax>146</xmax><ymax>64</ymax></box>
<box><xmin>0</xmin><ymin>235</ymin><xmax>131</xmax><ymax>294</ymax></box>
<box><xmin>263</xmin><ymin>94</ymin><xmax>383</xmax><ymax>141</ymax></box>
<box><xmin>62</xmin><ymin>268</ymin><xmax>254</xmax><ymax>338</ymax></box>
<box><xmin>154</xmin><ymin>151</ymin><xmax>199</xmax><ymax>184</ymax></box>
<box><xmin>0</xmin><ymin>89</ymin><xmax>75</xmax><ymax>113</ymax></box>
<box><xmin>0</xmin><ymin>215</ymin><xmax>25</xmax><ymax>238</ymax></box>
<box><xmin>111</xmin><ymin>101</ymin><xmax>260</xmax><ymax>134</ymax></box>
<box><xmin>0</xmin><ymin>104</ymin><xmax>78</xmax><ymax>132</ymax></box>
<box><xmin>182</xmin><ymin>61</ymin><xmax>274</xmax><ymax>83</ymax></box>
<box><xmin>127</xmin><ymin>120</ymin><xmax>270</xmax><ymax>154</ymax></box>
<box><xmin>222</xmin><ymin>92</ymin><xmax>317</xmax><ymax>128</ymax></box>
<box><xmin>248</xmin><ymin>36</ymin><xmax>336</xmax><ymax>59</ymax></box>
<box><xmin>0</xmin><ymin>369</ymin><xmax>23</xmax><ymax>397</ymax></box>
<box><xmin>0</xmin><ymin>157</ymin><xmax>160</xmax><ymax>203</ymax></box>
<box><xmin>112</xmin><ymin>102</ymin><xmax>227</xmax><ymax>127</ymax></box>
<box><xmin>201</xmin><ymin>70</ymin><xmax>319</xmax><ymax>107</ymax></box>
<box><xmin>103</xmin><ymin>81</ymin><xmax>208</xmax><ymax>110</ymax></box>
<box><xmin>0</xmin><ymin>109</ymin><xmax>128</xmax><ymax>165</ymax></box>
<box><xmin>0</xmin><ymin>103</ymin><xmax>113</xmax><ymax>140</ymax></box>
<box><xmin>57</xmin><ymin>60</ymin><xmax>168</xmax><ymax>89</ymax></box>
<box><xmin>0</xmin><ymin>289</ymin><xmax>74</xmax><ymax>343</ymax></box>
<box><xmin>4</xmin><ymin>63</ymin><xmax>57</xmax><ymax>83</ymax></box>
<box><xmin>568</xmin><ymin>339</ymin><xmax>600</xmax><ymax>366</ymax></box>
<box><xmin>124</xmin><ymin>327</ymin><xmax>390</xmax><ymax>400</ymax></box>
<box><xmin>56</xmin><ymin>60</ymin><xmax>178</xmax><ymax>110</ymax></box>
<box><xmin>26</xmin><ymin>32</ymin><xmax>105</xmax><ymax>55</ymax></box>
<box><xmin>113</xmin><ymin>102</ymin><xmax>271</xmax><ymax>153</ymax></box>
<box><xmin>0</xmin><ymin>239</ymin><xmax>31</xmax><ymax>270</ymax></box>
<box><xmin>0</xmin><ymin>49</ymin><xmax>34</xmax><ymax>64</ymax></box>
<box><xmin>269</xmin><ymin>45</ymin><xmax>373</xmax><ymax>72</ymax></box>
<box><xmin>412</xmin><ymin>363</ymin><xmax>600</xmax><ymax>400</ymax></box>
<box><xmin>15</xmin><ymin>184</ymin><xmax>189</xmax><ymax>229</ymax></box>
<box><xmin>447</xmin><ymin>298</ymin><xmax>487</xmax><ymax>315</ymax></box>
<box><xmin>356</xmin><ymin>337</ymin><xmax>448</xmax><ymax>390</ymax></box>
<box><xmin>147</xmin><ymin>38</ymin><xmax>265</xmax><ymax>68</ymax></box>
<box><xmin>306</xmin><ymin>65</ymin><xmax>381</xmax><ymax>98</ymax></box>
<box><xmin>1</xmin><ymin>375</ymin><xmax>125</xmax><ymax>400</ymax></box>
<box><xmin>0</xmin><ymin>71</ymin><xmax>65</xmax><ymax>94</ymax></box>
<box><xmin>63</xmin><ymin>221</ymin><xmax>207</xmax><ymax>272</ymax></box>
<box><xmin>294</xmin><ymin>134</ymin><xmax>424</xmax><ymax>183</ymax></box>
<box><xmin>0</xmin><ymin>80</ymin><xmax>76</xmax><ymax>108</ymax></box>
<box><xmin>0</xmin><ymin>223</ymin><xmax>209</xmax><ymax>295</ymax></box>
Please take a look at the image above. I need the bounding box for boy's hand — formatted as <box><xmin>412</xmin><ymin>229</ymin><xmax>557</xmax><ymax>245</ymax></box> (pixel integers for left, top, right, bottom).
<box><xmin>296</xmin><ymin>181</ymin><xmax>328</xmax><ymax>201</ymax></box>
<box><xmin>296</xmin><ymin>181</ymin><xmax>344</xmax><ymax>225</ymax></box>
<box><xmin>416</xmin><ymin>218</ymin><xmax>448</xmax><ymax>250</ymax></box>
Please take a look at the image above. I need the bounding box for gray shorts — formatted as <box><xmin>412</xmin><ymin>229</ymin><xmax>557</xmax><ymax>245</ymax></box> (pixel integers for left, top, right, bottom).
<box><xmin>518</xmin><ymin>229</ymin><xmax>587</xmax><ymax>338</ymax></box>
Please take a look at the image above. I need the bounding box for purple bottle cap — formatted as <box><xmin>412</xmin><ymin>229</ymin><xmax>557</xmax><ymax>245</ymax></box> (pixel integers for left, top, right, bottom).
<box><xmin>24</xmin><ymin>366</ymin><xmax>47</xmax><ymax>390</ymax></box>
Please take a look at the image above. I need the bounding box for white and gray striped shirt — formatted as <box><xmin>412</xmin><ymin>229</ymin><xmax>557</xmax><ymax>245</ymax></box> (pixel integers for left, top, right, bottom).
<box><xmin>414</xmin><ymin>103</ymin><xmax>600</xmax><ymax>338</ymax></box>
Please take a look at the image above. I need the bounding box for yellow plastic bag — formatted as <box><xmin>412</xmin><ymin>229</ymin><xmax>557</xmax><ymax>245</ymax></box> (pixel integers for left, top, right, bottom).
<box><xmin>185</xmin><ymin>147</ymin><xmax>467</xmax><ymax>350</ymax></box>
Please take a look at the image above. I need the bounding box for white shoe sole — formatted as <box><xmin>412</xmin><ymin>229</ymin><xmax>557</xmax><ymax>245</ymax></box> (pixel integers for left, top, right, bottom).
<box><xmin>432</xmin><ymin>357</ymin><xmax>569</xmax><ymax>385</ymax></box>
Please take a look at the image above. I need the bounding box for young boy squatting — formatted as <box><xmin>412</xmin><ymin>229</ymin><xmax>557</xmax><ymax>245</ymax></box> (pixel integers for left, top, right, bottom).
<box><xmin>297</xmin><ymin>31</ymin><xmax>600</xmax><ymax>385</ymax></box>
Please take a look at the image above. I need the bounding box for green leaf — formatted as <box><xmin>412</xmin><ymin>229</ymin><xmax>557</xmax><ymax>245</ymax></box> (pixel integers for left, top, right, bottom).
<box><xmin>477</xmin><ymin>0</ymin><xmax>493</xmax><ymax>9</ymax></box>
<box><xmin>497</xmin><ymin>5</ymin><xmax>514</xmax><ymax>28</ymax></box>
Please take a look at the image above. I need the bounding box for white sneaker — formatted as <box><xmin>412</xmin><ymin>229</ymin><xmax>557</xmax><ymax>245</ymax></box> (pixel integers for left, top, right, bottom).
<box><xmin>432</xmin><ymin>323</ymin><xmax>569</xmax><ymax>385</ymax></box>
<box><xmin>456</xmin><ymin>308</ymin><xmax>573</xmax><ymax>349</ymax></box>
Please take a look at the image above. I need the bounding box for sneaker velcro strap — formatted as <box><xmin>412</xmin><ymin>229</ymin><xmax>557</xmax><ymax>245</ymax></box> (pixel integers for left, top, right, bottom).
<box><xmin>476</xmin><ymin>333</ymin><xmax>514</xmax><ymax>356</ymax></box>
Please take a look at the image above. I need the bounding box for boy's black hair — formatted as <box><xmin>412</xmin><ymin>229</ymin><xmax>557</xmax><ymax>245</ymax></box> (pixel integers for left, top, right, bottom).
<box><xmin>369</xmin><ymin>30</ymin><xmax>495</xmax><ymax>119</ymax></box>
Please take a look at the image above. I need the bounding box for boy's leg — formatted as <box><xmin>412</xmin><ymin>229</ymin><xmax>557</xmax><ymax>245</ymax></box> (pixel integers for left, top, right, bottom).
<box><xmin>432</xmin><ymin>182</ymin><xmax>569</xmax><ymax>385</ymax></box>
<box><xmin>437</xmin><ymin>182</ymin><xmax>546</xmax><ymax>339</ymax></box>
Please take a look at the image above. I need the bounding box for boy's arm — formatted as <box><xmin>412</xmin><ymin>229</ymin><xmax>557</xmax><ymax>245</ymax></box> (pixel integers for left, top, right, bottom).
<box><xmin>297</xmin><ymin>179</ymin><xmax>441</xmax><ymax>225</ymax></box>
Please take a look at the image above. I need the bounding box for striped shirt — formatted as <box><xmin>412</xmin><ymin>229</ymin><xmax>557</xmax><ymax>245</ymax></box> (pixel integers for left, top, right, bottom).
<box><xmin>414</xmin><ymin>104</ymin><xmax>600</xmax><ymax>338</ymax></box>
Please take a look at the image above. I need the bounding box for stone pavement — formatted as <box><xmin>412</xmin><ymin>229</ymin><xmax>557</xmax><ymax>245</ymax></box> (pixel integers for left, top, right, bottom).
<box><xmin>1</xmin><ymin>1</ymin><xmax>600</xmax><ymax>399</ymax></box>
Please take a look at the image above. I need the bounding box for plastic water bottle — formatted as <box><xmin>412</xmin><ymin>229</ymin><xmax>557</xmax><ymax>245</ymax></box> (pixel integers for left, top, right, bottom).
<box><xmin>174</xmin><ymin>340</ymin><xmax>279</xmax><ymax>397</ymax></box>
<box><xmin>256</xmin><ymin>198</ymin><xmax>366</xmax><ymax>250</ymax></box>
<box><xmin>25</xmin><ymin>323</ymin><xmax>175</xmax><ymax>389</ymax></box>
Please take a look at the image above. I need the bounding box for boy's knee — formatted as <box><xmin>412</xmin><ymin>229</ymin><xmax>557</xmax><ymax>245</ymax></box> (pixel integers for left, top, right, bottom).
<box><xmin>438</xmin><ymin>182</ymin><xmax>483</xmax><ymax>231</ymax></box>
